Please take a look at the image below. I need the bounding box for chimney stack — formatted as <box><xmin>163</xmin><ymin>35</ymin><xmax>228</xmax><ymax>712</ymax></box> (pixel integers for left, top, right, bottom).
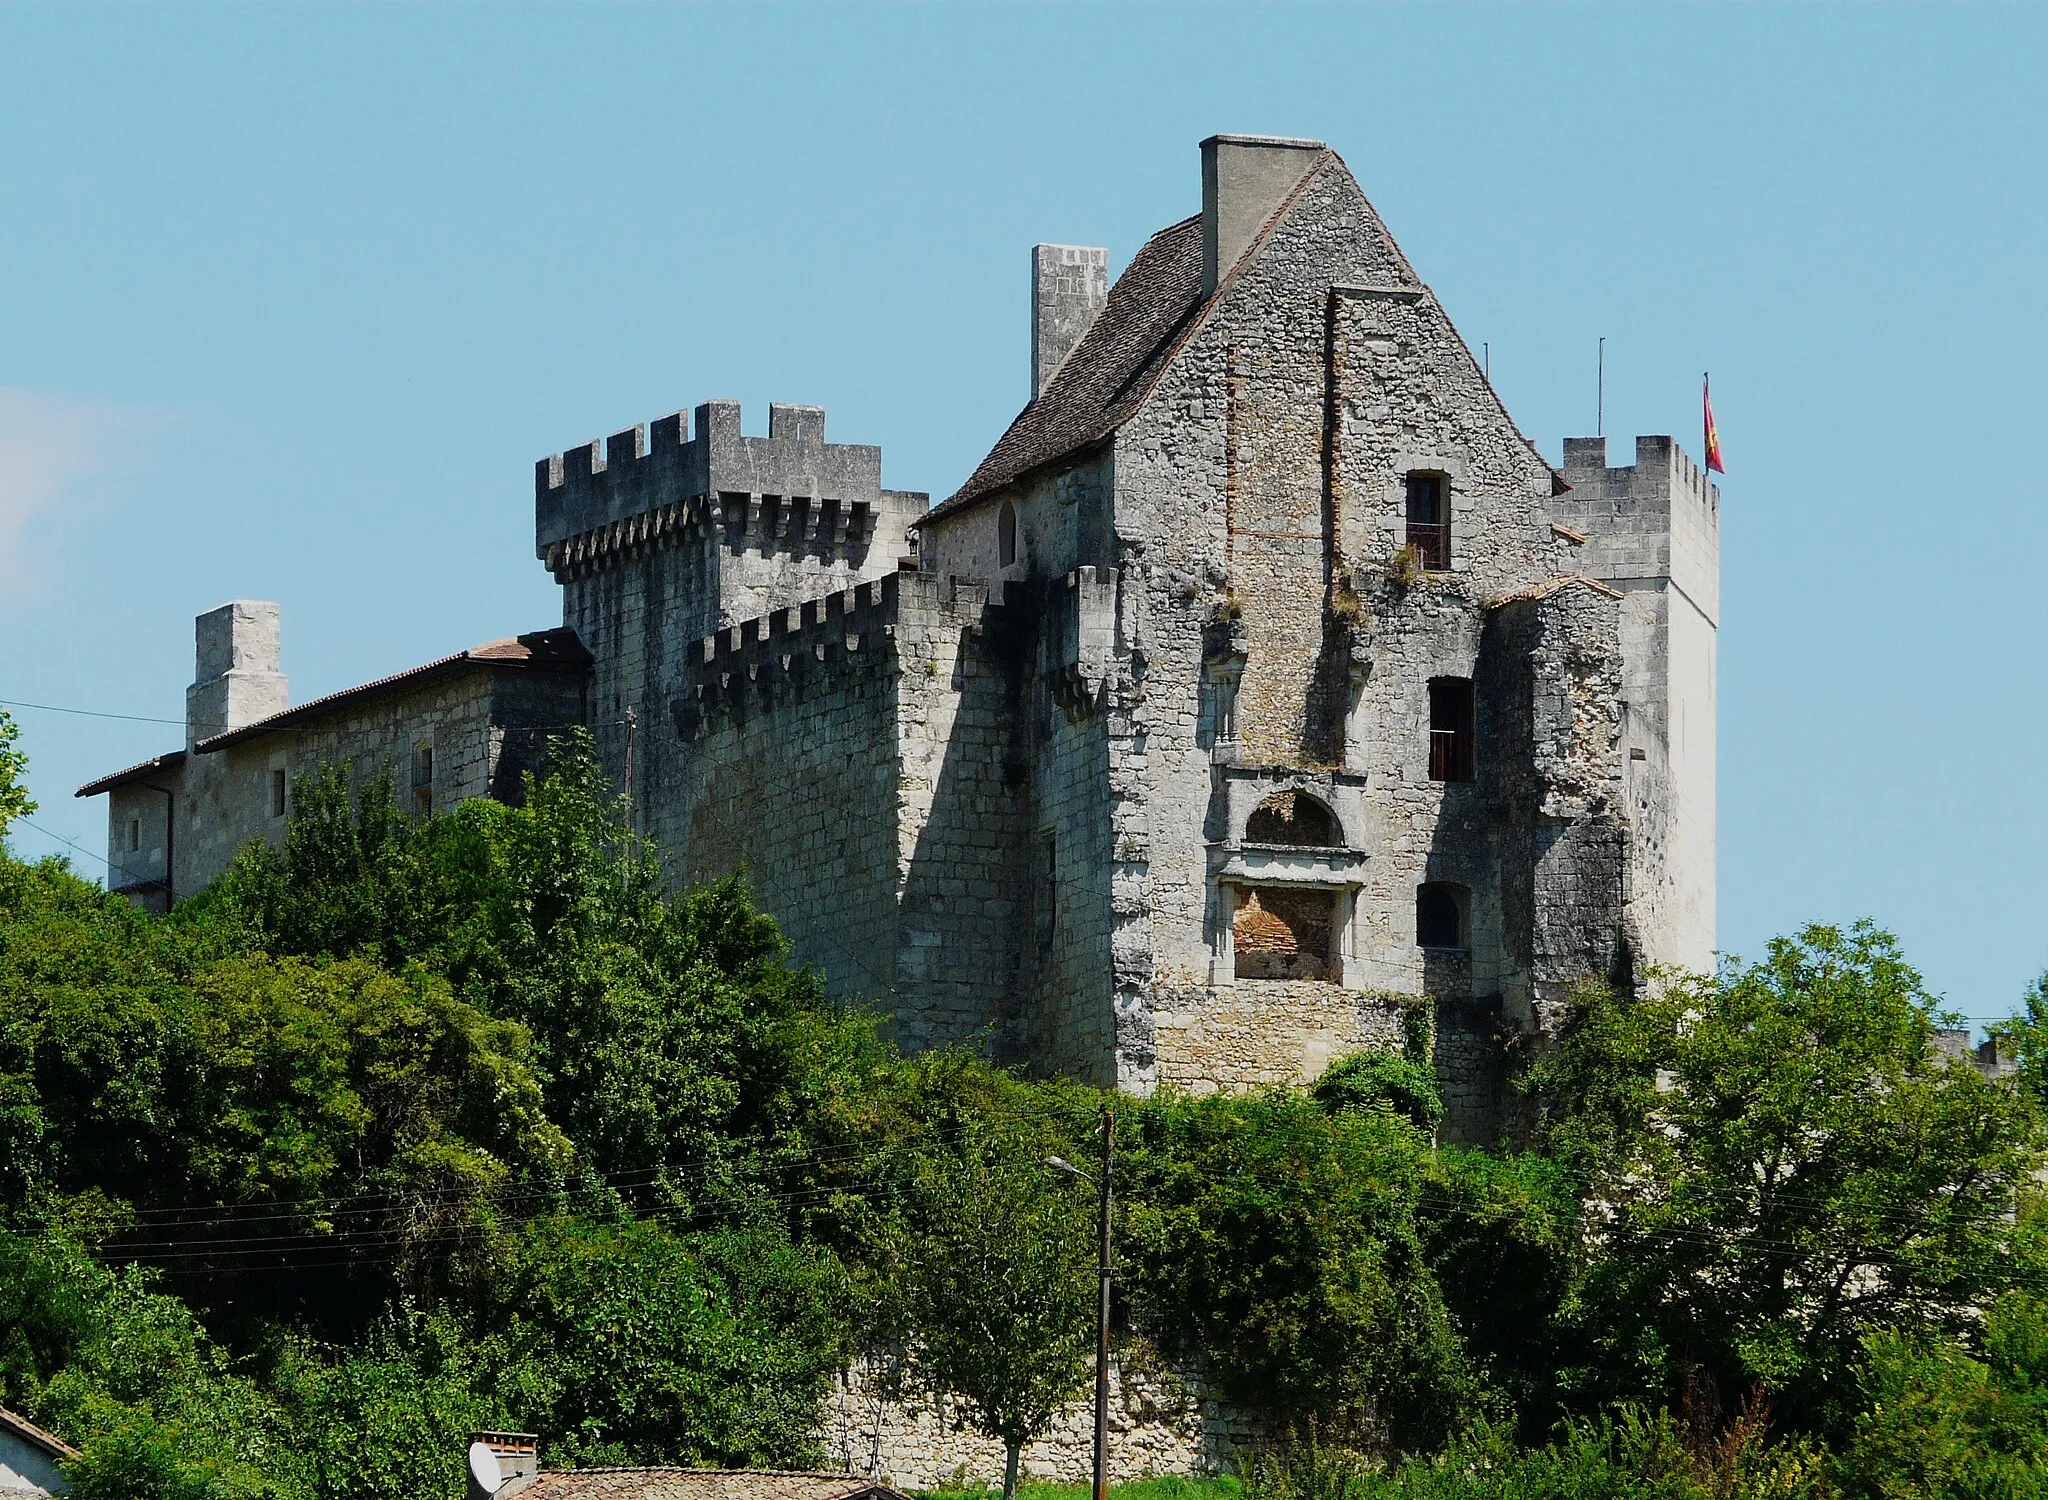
<box><xmin>1030</xmin><ymin>244</ymin><xmax>1109</xmax><ymax>401</ymax></box>
<box><xmin>1200</xmin><ymin>134</ymin><xmax>1326</xmax><ymax>295</ymax></box>
<box><xmin>186</xmin><ymin>601</ymin><xmax>287</xmax><ymax>751</ymax></box>
<box><xmin>466</xmin><ymin>1431</ymin><xmax>539</xmax><ymax>1499</ymax></box>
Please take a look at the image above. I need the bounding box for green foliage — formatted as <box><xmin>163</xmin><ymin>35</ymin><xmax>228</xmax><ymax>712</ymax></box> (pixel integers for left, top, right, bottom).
<box><xmin>1531</xmin><ymin>923</ymin><xmax>2045</xmax><ymax>1431</ymax></box>
<box><xmin>0</xmin><ymin>853</ymin><xmax>569</xmax><ymax>1329</ymax></box>
<box><xmin>8</xmin><ymin>727</ymin><xmax>2048</xmax><ymax>1498</ymax></box>
<box><xmin>204</xmin><ymin>735</ymin><xmax>877</xmax><ymax>1220</ymax></box>
<box><xmin>1313</xmin><ymin>1050</ymin><xmax>1444</xmax><ymax>1136</ymax></box>
<box><xmin>0</xmin><ymin>708</ymin><xmax>34</xmax><ymax>840</ymax></box>
<box><xmin>0</xmin><ymin>1234</ymin><xmax>294</xmax><ymax>1500</ymax></box>
<box><xmin>1124</xmin><ymin>1089</ymin><xmax>1475</xmax><ymax>1448</ymax></box>
<box><xmin>1416</xmin><ymin>1148</ymin><xmax>1582</xmax><ymax>1432</ymax></box>
<box><xmin>884</xmin><ymin>1110</ymin><xmax>1095</xmax><ymax>1487</ymax></box>
<box><xmin>476</xmin><ymin>1216</ymin><xmax>851</xmax><ymax>1469</ymax></box>
<box><xmin>1835</xmin><ymin>1290</ymin><xmax>2048</xmax><ymax>1498</ymax></box>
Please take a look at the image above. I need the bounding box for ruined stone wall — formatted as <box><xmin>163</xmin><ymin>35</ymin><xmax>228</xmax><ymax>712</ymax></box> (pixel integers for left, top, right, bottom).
<box><xmin>1097</xmin><ymin>155</ymin><xmax>1591</xmax><ymax>1094</ymax></box>
<box><xmin>1152</xmin><ymin>982</ymin><xmax>1409</xmax><ymax>1093</ymax></box>
<box><xmin>820</xmin><ymin>1353</ymin><xmax>1260</xmax><ymax>1489</ymax></box>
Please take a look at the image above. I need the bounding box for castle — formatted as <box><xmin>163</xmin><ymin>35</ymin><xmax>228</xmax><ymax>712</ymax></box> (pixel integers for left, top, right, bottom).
<box><xmin>81</xmin><ymin>135</ymin><xmax>1718</xmax><ymax>1132</ymax></box>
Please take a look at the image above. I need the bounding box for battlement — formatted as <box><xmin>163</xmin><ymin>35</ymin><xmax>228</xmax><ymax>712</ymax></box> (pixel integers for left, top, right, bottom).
<box><xmin>673</xmin><ymin>567</ymin><xmax>994</xmax><ymax>739</ymax></box>
<box><xmin>1553</xmin><ymin>435</ymin><xmax>1719</xmax><ymax>626</ymax></box>
<box><xmin>537</xmin><ymin>400</ymin><xmax>924</xmax><ymax>579</ymax></box>
<box><xmin>1560</xmin><ymin>435</ymin><xmax>1719</xmax><ymax>527</ymax></box>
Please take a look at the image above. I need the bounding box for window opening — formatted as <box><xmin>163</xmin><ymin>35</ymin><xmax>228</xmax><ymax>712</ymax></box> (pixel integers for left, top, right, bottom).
<box><xmin>1243</xmin><ymin>790</ymin><xmax>1340</xmax><ymax>847</ymax></box>
<box><xmin>1416</xmin><ymin>882</ymin><xmax>1466</xmax><ymax>950</ymax></box>
<box><xmin>1233</xmin><ymin>886</ymin><xmax>1336</xmax><ymax>981</ymax></box>
<box><xmin>1036</xmin><ymin>833</ymin><xmax>1057</xmax><ymax>954</ymax></box>
<box><xmin>998</xmin><ymin>500</ymin><xmax>1018</xmax><ymax>568</ymax></box>
<box><xmin>411</xmin><ymin>744</ymin><xmax>434</xmax><ymax>816</ymax></box>
<box><xmin>128</xmin><ymin>818</ymin><xmax>141</xmax><ymax>853</ymax></box>
<box><xmin>1428</xmin><ymin>677</ymin><xmax>1475</xmax><ymax>782</ymax></box>
<box><xmin>268</xmin><ymin>768</ymin><xmax>287</xmax><ymax>819</ymax></box>
<box><xmin>1405</xmin><ymin>473</ymin><xmax>1450</xmax><ymax>571</ymax></box>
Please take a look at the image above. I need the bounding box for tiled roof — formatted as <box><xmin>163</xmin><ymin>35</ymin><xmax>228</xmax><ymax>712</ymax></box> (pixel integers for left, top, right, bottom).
<box><xmin>74</xmin><ymin>749</ymin><xmax>188</xmax><ymax>799</ymax></box>
<box><xmin>0</xmin><ymin>1402</ymin><xmax>79</xmax><ymax>1461</ymax></box>
<box><xmin>927</xmin><ymin>212</ymin><xmax>1209</xmax><ymax>521</ymax></box>
<box><xmin>193</xmin><ymin>628</ymin><xmax>591</xmax><ymax>754</ymax></box>
<box><xmin>522</xmin><ymin>1469</ymin><xmax>912</xmax><ymax>1500</ymax></box>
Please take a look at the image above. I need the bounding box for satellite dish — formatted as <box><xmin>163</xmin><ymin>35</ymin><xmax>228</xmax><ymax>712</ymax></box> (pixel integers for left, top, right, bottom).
<box><xmin>468</xmin><ymin>1441</ymin><xmax>502</xmax><ymax>1496</ymax></box>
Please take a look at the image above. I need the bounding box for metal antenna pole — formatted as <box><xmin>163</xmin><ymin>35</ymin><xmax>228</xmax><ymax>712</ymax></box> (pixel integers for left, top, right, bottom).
<box><xmin>1093</xmin><ymin>1106</ymin><xmax>1114</xmax><ymax>1500</ymax></box>
<box><xmin>1597</xmin><ymin>336</ymin><xmax>1605</xmax><ymax>437</ymax></box>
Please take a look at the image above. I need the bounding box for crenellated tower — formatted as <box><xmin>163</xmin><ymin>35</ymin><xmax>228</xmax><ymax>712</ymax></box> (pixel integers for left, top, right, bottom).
<box><xmin>1552</xmin><ymin>435</ymin><xmax>1719</xmax><ymax>976</ymax></box>
<box><xmin>535</xmin><ymin>399</ymin><xmax>928</xmax><ymax>832</ymax></box>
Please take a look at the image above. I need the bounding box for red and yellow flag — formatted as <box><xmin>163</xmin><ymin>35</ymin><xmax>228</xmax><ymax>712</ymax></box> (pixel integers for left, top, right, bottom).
<box><xmin>1703</xmin><ymin>374</ymin><xmax>1725</xmax><ymax>474</ymax></box>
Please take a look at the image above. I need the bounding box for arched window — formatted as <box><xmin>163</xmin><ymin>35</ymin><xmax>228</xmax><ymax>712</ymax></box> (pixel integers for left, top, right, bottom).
<box><xmin>998</xmin><ymin>500</ymin><xmax>1018</xmax><ymax>568</ymax></box>
<box><xmin>1244</xmin><ymin>790</ymin><xmax>1340</xmax><ymax>848</ymax></box>
<box><xmin>1416</xmin><ymin>882</ymin><xmax>1466</xmax><ymax>950</ymax></box>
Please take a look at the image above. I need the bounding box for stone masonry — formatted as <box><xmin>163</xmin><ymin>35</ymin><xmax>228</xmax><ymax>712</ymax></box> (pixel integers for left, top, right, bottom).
<box><xmin>84</xmin><ymin>134</ymin><xmax>1719</xmax><ymax>1141</ymax></box>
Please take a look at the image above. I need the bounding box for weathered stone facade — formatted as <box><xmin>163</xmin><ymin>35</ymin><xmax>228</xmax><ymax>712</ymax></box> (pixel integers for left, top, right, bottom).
<box><xmin>548</xmin><ymin>133</ymin><xmax>1718</xmax><ymax>1111</ymax></box>
<box><xmin>82</xmin><ymin>133</ymin><xmax>1718</xmax><ymax>1131</ymax></box>
<box><xmin>80</xmin><ymin>607</ymin><xmax>590</xmax><ymax>910</ymax></box>
<box><xmin>819</xmin><ymin>1352</ymin><xmax>1259</xmax><ymax>1489</ymax></box>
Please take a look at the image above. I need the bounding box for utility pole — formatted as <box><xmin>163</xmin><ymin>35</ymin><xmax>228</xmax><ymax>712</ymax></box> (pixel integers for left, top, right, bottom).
<box><xmin>1092</xmin><ymin>1106</ymin><xmax>1114</xmax><ymax>1500</ymax></box>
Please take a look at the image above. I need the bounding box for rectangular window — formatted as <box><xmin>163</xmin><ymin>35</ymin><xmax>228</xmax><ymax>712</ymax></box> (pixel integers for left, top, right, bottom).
<box><xmin>1405</xmin><ymin>473</ymin><xmax>1451</xmax><ymax>571</ymax></box>
<box><xmin>128</xmin><ymin>818</ymin><xmax>141</xmax><ymax>853</ymax></box>
<box><xmin>268</xmin><ymin>768</ymin><xmax>287</xmax><ymax>819</ymax></box>
<box><xmin>1428</xmin><ymin>677</ymin><xmax>1475</xmax><ymax>782</ymax></box>
<box><xmin>411</xmin><ymin>743</ymin><xmax>435</xmax><ymax>816</ymax></box>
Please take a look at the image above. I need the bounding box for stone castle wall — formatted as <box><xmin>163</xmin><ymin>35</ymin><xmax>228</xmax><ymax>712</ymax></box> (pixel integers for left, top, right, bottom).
<box><xmin>819</xmin><ymin>1353</ymin><xmax>1261</xmax><ymax>1490</ymax></box>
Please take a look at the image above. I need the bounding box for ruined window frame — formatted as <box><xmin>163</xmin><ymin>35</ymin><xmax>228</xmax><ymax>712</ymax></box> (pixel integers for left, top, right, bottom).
<box><xmin>1243</xmin><ymin>790</ymin><xmax>1343</xmax><ymax>848</ymax></box>
<box><xmin>1232</xmin><ymin>883</ymin><xmax>1342</xmax><ymax>982</ymax></box>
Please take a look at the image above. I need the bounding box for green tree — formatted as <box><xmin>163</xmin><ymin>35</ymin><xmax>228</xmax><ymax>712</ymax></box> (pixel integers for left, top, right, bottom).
<box><xmin>0</xmin><ymin>707</ymin><xmax>34</xmax><ymax>841</ymax></box>
<box><xmin>1123</xmin><ymin>1089</ymin><xmax>1475</xmax><ymax>1449</ymax></box>
<box><xmin>475</xmin><ymin>1215</ymin><xmax>851</xmax><ymax>1470</ymax></box>
<box><xmin>1836</xmin><ymin>1291</ymin><xmax>2048</xmax><ymax>1498</ymax></box>
<box><xmin>205</xmin><ymin>735</ymin><xmax>876</xmax><ymax>1223</ymax></box>
<box><xmin>890</xmin><ymin>1115</ymin><xmax>1095</xmax><ymax>1500</ymax></box>
<box><xmin>1533</xmin><ymin>922</ymin><xmax>2045</xmax><ymax>1431</ymax></box>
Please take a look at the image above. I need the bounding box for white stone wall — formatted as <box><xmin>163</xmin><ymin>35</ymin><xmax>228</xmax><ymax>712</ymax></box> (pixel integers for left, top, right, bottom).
<box><xmin>818</xmin><ymin>1354</ymin><xmax>1256</xmax><ymax>1490</ymax></box>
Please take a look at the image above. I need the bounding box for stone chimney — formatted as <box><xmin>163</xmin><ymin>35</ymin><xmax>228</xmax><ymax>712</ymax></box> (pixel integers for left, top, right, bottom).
<box><xmin>465</xmin><ymin>1431</ymin><xmax>538</xmax><ymax>1499</ymax></box>
<box><xmin>1200</xmin><ymin>133</ymin><xmax>1326</xmax><ymax>295</ymax></box>
<box><xmin>185</xmin><ymin>601</ymin><xmax>287</xmax><ymax>750</ymax></box>
<box><xmin>1031</xmin><ymin>243</ymin><xmax>1109</xmax><ymax>401</ymax></box>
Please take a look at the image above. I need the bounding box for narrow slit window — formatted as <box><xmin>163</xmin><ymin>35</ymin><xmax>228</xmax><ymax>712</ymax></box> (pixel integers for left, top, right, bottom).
<box><xmin>128</xmin><ymin>818</ymin><xmax>141</xmax><ymax>852</ymax></box>
<box><xmin>411</xmin><ymin>744</ymin><xmax>434</xmax><ymax>816</ymax></box>
<box><xmin>268</xmin><ymin>768</ymin><xmax>287</xmax><ymax>819</ymax></box>
<box><xmin>998</xmin><ymin>500</ymin><xmax>1019</xmax><ymax>568</ymax></box>
<box><xmin>1428</xmin><ymin>677</ymin><xmax>1475</xmax><ymax>782</ymax></box>
<box><xmin>1405</xmin><ymin>473</ymin><xmax>1450</xmax><ymax>571</ymax></box>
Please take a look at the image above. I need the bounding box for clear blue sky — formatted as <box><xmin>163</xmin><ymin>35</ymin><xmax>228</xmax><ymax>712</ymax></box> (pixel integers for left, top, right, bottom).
<box><xmin>3</xmin><ymin>3</ymin><xmax>2042</xmax><ymax>1027</ymax></box>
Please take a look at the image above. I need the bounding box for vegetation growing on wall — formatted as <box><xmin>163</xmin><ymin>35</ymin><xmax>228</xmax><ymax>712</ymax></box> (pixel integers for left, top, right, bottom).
<box><xmin>1</xmin><ymin>720</ymin><xmax>2045</xmax><ymax>1498</ymax></box>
